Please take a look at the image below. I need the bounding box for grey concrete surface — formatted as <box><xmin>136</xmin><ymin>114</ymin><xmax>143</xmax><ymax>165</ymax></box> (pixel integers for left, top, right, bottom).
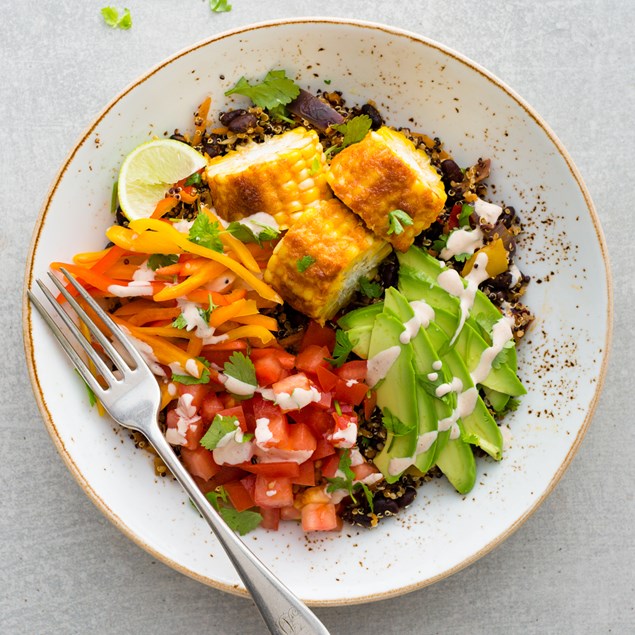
<box><xmin>2</xmin><ymin>1</ymin><xmax>633</xmax><ymax>633</ymax></box>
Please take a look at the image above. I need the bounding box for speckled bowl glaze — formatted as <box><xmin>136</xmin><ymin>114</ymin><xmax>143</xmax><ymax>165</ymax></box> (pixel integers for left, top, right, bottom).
<box><xmin>23</xmin><ymin>18</ymin><xmax>611</xmax><ymax>604</ymax></box>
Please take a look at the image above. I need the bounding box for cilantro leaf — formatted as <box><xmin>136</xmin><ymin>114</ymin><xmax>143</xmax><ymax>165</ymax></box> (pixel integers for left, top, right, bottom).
<box><xmin>387</xmin><ymin>209</ymin><xmax>414</xmax><ymax>236</ymax></box>
<box><xmin>225</xmin><ymin>70</ymin><xmax>300</xmax><ymax>112</ymax></box>
<box><xmin>382</xmin><ymin>407</ymin><xmax>416</xmax><ymax>436</ymax></box>
<box><xmin>310</xmin><ymin>156</ymin><xmax>321</xmax><ymax>175</ymax></box>
<box><xmin>205</xmin><ymin>488</ymin><xmax>262</xmax><ymax>535</ymax></box>
<box><xmin>491</xmin><ymin>340</ymin><xmax>514</xmax><ymax>369</ymax></box>
<box><xmin>296</xmin><ymin>255</ymin><xmax>316</xmax><ymax>273</ymax></box>
<box><xmin>267</xmin><ymin>104</ymin><xmax>295</xmax><ymax>123</ymax></box>
<box><xmin>326</xmin><ymin>450</ymin><xmax>356</xmax><ymax>498</ymax></box>
<box><xmin>184</xmin><ymin>172</ymin><xmax>202</xmax><ymax>186</ymax></box>
<box><xmin>359</xmin><ymin>276</ymin><xmax>382</xmax><ymax>299</ymax></box>
<box><xmin>209</xmin><ymin>0</ymin><xmax>232</xmax><ymax>12</ymax></box>
<box><xmin>458</xmin><ymin>203</ymin><xmax>473</xmax><ymax>228</ymax></box>
<box><xmin>432</xmin><ymin>233</ymin><xmax>449</xmax><ymax>253</ymax></box>
<box><xmin>188</xmin><ymin>214</ymin><xmax>224</xmax><ymax>252</ymax></box>
<box><xmin>148</xmin><ymin>253</ymin><xmax>179</xmax><ymax>271</ymax></box>
<box><xmin>171</xmin><ymin>314</ymin><xmax>188</xmax><ymax>329</ymax></box>
<box><xmin>223</xmin><ymin>352</ymin><xmax>257</xmax><ymax>387</ymax></box>
<box><xmin>110</xmin><ymin>181</ymin><xmax>119</xmax><ymax>215</ymax></box>
<box><xmin>172</xmin><ymin>368</ymin><xmax>211</xmax><ymax>385</ymax></box>
<box><xmin>226</xmin><ymin>221</ymin><xmax>280</xmax><ymax>246</ymax></box>
<box><xmin>101</xmin><ymin>7</ymin><xmax>132</xmax><ymax>30</ymax></box>
<box><xmin>453</xmin><ymin>252</ymin><xmax>471</xmax><ymax>263</ymax></box>
<box><xmin>200</xmin><ymin>414</ymin><xmax>239</xmax><ymax>450</ymax></box>
<box><xmin>326</xmin><ymin>330</ymin><xmax>354</xmax><ymax>368</ymax></box>
<box><xmin>358</xmin><ymin>482</ymin><xmax>374</xmax><ymax>512</ymax></box>
<box><xmin>327</xmin><ymin>115</ymin><xmax>372</xmax><ymax>156</ymax></box>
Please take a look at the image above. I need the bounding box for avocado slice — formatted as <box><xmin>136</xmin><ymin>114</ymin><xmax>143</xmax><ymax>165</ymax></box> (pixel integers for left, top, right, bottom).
<box><xmin>367</xmin><ymin>312</ymin><xmax>420</xmax><ymax>483</ymax></box>
<box><xmin>337</xmin><ymin>303</ymin><xmax>382</xmax><ymax>358</ymax></box>
<box><xmin>483</xmin><ymin>386</ymin><xmax>511</xmax><ymax>412</ymax></box>
<box><xmin>435</xmin><ymin>433</ymin><xmax>477</xmax><ymax>495</ymax></box>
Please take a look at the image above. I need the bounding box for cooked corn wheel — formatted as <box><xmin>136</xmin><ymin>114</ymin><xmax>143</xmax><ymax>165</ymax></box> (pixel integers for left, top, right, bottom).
<box><xmin>326</xmin><ymin>126</ymin><xmax>447</xmax><ymax>252</ymax></box>
<box><xmin>205</xmin><ymin>127</ymin><xmax>332</xmax><ymax>230</ymax></box>
<box><xmin>264</xmin><ymin>199</ymin><xmax>391</xmax><ymax>324</ymax></box>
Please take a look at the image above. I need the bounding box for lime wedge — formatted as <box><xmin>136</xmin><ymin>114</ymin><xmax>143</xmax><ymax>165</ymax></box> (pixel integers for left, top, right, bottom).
<box><xmin>117</xmin><ymin>139</ymin><xmax>208</xmax><ymax>220</ymax></box>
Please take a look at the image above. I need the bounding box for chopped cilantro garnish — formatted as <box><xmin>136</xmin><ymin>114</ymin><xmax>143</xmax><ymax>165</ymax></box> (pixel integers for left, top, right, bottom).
<box><xmin>310</xmin><ymin>156</ymin><xmax>321</xmax><ymax>175</ymax></box>
<box><xmin>101</xmin><ymin>7</ymin><xmax>132</xmax><ymax>29</ymax></box>
<box><xmin>325</xmin><ymin>451</ymin><xmax>374</xmax><ymax>508</ymax></box>
<box><xmin>334</xmin><ymin>400</ymin><xmax>342</xmax><ymax>416</ymax></box>
<box><xmin>209</xmin><ymin>0</ymin><xmax>232</xmax><ymax>12</ymax></box>
<box><xmin>458</xmin><ymin>203</ymin><xmax>473</xmax><ymax>228</ymax></box>
<box><xmin>324</xmin><ymin>79</ymin><xmax>332</xmax><ymax>85</ymax></box>
<box><xmin>387</xmin><ymin>209</ymin><xmax>414</xmax><ymax>236</ymax></box>
<box><xmin>491</xmin><ymin>340</ymin><xmax>515</xmax><ymax>369</ymax></box>
<box><xmin>382</xmin><ymin>407</ymin><xmax>416</xmax><ymax>436</ymax></box>
<box><xmin>205</xmin><ymin>487</ymin><xmax>262</xmax><ymax>535</ymax></box>
<box><xmin>358</xmin><ymin>481</ymin><xmax>374</xmax><ymax>512</ymax></box>
<box><xmin>171</xmin><ymin>367</ymin><xmax>211</xmax><ymax>385</ymax></box>
<box><xmin>223</xmin><ymin>352</ymin><xmax>257</xmax><ymax>387</ymax></box>
<box><xmin>326</xmin><ymin>330</ymin><xmax>354</xmax><ymax>368</ymax></box>
<box><xmin>148</xmin><ymin>253</ymin><xmax>179</xmax><ymax>271</ymax></box>
<box><xmin>296</xmin><ymin>255</ymin><xmax>316</xmax><ymax>273</ymax></box>
<box><xmin>184</xmin><ymin>172</ymin><xmax>202</xmax><ymax>186</ymax></box>
<box><xmin>225</xmin><ymin>70</ymin><xmax>300</xmax><ymax>112</ymax></box>
<box><xmin>171</xmin><ymin>314</ymin><xmax>188</xmax><ymax>329</ymax></box>
<box><xmin>188</xmin><ymin>214</ymin><xmax>224</xmax><ymax>252</ymax></box>
<box><xmin>359</xmin><ymin>276</ymin><xmax>382</xmax><ymax>299</ymax></box>
<box><xmin>200</xmin><ymin>415</ymin><xmax>239</xmax><ymax>450</ymax></box>
<box><xmin>453</xmin><ymin>252</ymin><xmax>471</xmax><ymax>263</ymax></box>
<box><xmin>432</xmin><ymin>233</ymin><xmax>449</xmax><ymax>253</ymax></box>
<box><xmin>327</xmin><ymin>115</ymin><xmax>372</xmax><ymax>156</ymax></box>
<box><xmin>226</xmin><ymin>221</ymin><xmax>280</xmax><ymax>245</ymax></box>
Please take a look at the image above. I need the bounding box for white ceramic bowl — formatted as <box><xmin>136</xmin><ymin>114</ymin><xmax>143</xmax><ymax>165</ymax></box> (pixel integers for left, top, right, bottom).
<box><xmin>23</xmin><ymin>18</ymin><xmax>611</xmax><ymax>605</ymax></box>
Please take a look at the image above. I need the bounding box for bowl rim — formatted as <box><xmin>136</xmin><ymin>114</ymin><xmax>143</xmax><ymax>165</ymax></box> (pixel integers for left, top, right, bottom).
<box><xmin>22</xmin><ymin>16</ymin><xmax>613</xmax><ymax>606</ymax></box>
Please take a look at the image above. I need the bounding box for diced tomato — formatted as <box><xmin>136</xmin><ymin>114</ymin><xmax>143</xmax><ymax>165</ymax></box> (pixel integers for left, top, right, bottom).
<box><xmin>200</xmin><ymin>392</ymin><xmax>224</xmax><ymax>424</ymax></box>
<box><xmin>176</xmin><ymin>383</ymin><xmax>211</xmax><ymax>409</ymax></box>
<box><xmin>334</xmin><ymin>379</ymin><xmax>369</xmax><ymax>407</ymax></box>
<box><xmin>364</xmin><ymin>389</ymin><xmax>377</xmax><ymax>420</ymax></box>
<box><xmin>320</xmin><ymin>454</ymin><xmax>341</xmax><ymax>479</ymax></box>
<box><xmin>295</xmin><ymin>345</ymin><xmax>330</xmax><ymax>375</ymax></box>
<box><xmin>254</xmin><ymin>475</ymin><xmax>294</xmax><ymax>508</ymax></box>
<box><xmin>300</xmin><ymin>486</ymin><xmax>331</xmax><ymax>505</ymax></box>
<box><xmin>301</xmin><ymin>503</ymin><xmax>338</xmax><ymax>531</ymax></box>
<box><xmin>240</xmin><ymin>474</ymin><xmax>256</xmax><ymax>499</ymax></box>
<box><xmin>351</xmin><ymin>462</ymin><xmax>381</xmax><ymax>483</ymax></box>
<box><xmin>217</xmin><ymin>406</ymin><xmax>247</xmax><ymax>432</ymax></box>
<box><xmin>259</xmin><ymin>507</ymin><xmax>280</xmax><ymax>530</ymax></box>
<box><xmin>447</xmin><ymin>202</ymin><xmax>463</xmax><ymax>230</ymax></box>
<box><xmin>272</xmin><ymin>373</ymin><xmax>311</xmax><ymax>396</ymax></box>
<box><xmin>311</xmin><ymin>438</ymin><xmax>337</xmax><ymax>461</ymax></box>
<box><xmin>199</xmin><ymin>348</ymin><xmax>238</xmax><ymax>367</ymax></box>
<box><xmin>313</xmin><ymin>390</ymin><xmax>332</xmax><ymax>411</ymax></box>
<box><xmin>291</xmin><ymin>460</ymin><xmax>316</xmax><ymax>487</ymax></box>
<box><xmin>223</xmin><ymin>480</ymin><xmax>256</xmax><ymax>512</ymax></box>
<box><xmin>291</xmin><ymin>405</ymin><xmax>333</xmax><ymax>437</ymax></box>
<box><xmin>255</xmin><ymin>414</ymin><xmax>289</xmax><ymax>449</ymax></box>
<box><xmin>183</xmin><ymin>420</ymin><xmax>207</xmax><ymax>450</ymax></box>
<box><xmin>283</xmin><ymin>423</ymin><xmax>317</xmax><ymax>454</ymax></box>
<box><xmin>252</xmin><ymin>394</ymin><xmax>283</xmax><ymax>421</ymax></box>
<box><xmin>180</xmin><ymin>447</ymin><xmax>220</xmax><ymax>481</ymax></box>
<box><xmin>205</xmin><ymin>466</ymin><xmax>249</xmax><ymax>489</ymax></box>
<box><xmin>280</xmin><ymin>505</ymin><xmax>301</xmax><ymax>521</ymax></box>
<box><xmin>336</xmin><ymin>360</ymin><xmax>368</xmax><ymax>382</ymax></box>
<box><xmin>315</xmin><ymin>365</ymin><xmax>339</xmax><ymax>392</ymax></box>
<box><xmin>253</xmin><ymin>356</ymin><xmax>287</xmax><ymax>386</ymax></box>
<box><xmin>250</xmin><ymin>348</ymin><xmax>296</xmax><ymax>369</ymax></box>
<box><xmin>301</xmin><ymin>321</ymin><xmax>336</xmax><ymax>351</ymax></box>
<box><xmin>238</xmin><ymin>461</ymin><xmax>300</xmax><ymax>478</ymax></box>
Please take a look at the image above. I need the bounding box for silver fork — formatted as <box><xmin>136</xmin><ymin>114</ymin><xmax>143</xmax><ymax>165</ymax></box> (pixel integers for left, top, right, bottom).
<box><xmin>28</xmin><ymin>269</ymin><xmax>330</xmax><ymax>635</ymax></box>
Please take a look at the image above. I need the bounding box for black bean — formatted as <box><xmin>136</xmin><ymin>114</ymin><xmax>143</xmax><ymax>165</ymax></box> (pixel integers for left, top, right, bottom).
<box><xmin>170</xmin><ymin>132</ymin><xmax>189</xmax><ymax>144</ymax></box>
<box><xmin>397</xmin><ymin>486</ymin><xmax>417</xmax><ymax>509</ymax></box>
<box><xmin>202</xmin><ymin>135</ymin><xmax>223</xmax><ymax>158</ymax></box>
<box><xmin>378</xmin><ymin>253</ymin><xmax>399</xmax><ymax>289</ymax></box>
<box><xmin>374</xmin><ymin>497</ymin><xmax>400</xmax><ymax>516</ymax></box>
<box><xmin>115</xmin><ymin>207</ymin><xmax>129</xmax><ymax>227</ymax></box>
<box><xmin>441</xmin><ymin>159</ymin><xmax>464</xmax><ymax>185</ymax></box>
<box><xmin>227</xmin><ymin>112</ymin><xmax>258</xmax><ymax>133</ymax></box>
<box><xmin>360</xmin><ymin>103</ymin><xmax>383</xmax><ymax>129</ymax></box>
<box><xmin>219</xmin><ymin>109</ymin><xmax>248</xmax><ymax>126</ymax></box>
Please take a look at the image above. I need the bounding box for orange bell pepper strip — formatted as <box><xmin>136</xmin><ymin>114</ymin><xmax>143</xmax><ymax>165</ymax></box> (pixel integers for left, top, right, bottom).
<box><xmin>232</xmin><ymin>314</ymin><xmax>278</xmax><ymax>331</ymax></box>
<box><xmin>159</xmin><ymin>382</ymin><xmax>176</xmax><ymax>410</ymax></box>
<box><xmin>113</xmin><ymin>299</ymin><xmax>165</xmax><ymax>316</ymax></box>
<box><xmin>129</xmin><ymin>219</ymin><xmax>282</xmax><ymax>304</ymax></box>
<box><xmin>91</xmin><ymin>245</ymin><xmax>127</xmax><ymax>274</ymax></box>
<box><xmin>73</xmin><ymin>248</ymin><xmax>111</xmax><ymax>266</ymax></box>
<box><xmin>151</xmin><ymin>196</ymin><xmax>179</xmax><ymax>219</ymax></box>
<box><xmin>186</xmin><ymin>336</ymin><xmax>203</xmax><ymax>357</ymax></box>
<box><xmin>153</xmin><ymin>260</ymin><xmax>227</xmax><ymax>302</ymax></box>
<box><xmin>185</xmin><ymin>287</ymin><xmax>247</xmax><ymax>306</ymax></box>
<box><xmin>105</xmin><ymin>225</ymin><xmax>184</xmax><ymax>255</ymax></box>
<box><xmin>223</xmin><ymin>325</ymin><xmax>275</xmax><ymax>345</ymax></box>
<box><xmin>207</xmin><ymin>299</ymin><xmax>252</xmax><ymax>328</ymax></box>
<box><xmin>130</xmin><ymin>326</ymin><xmax>195</xmax><ymax>339</ymax></box>
<box><xmin>50</xmin><ymin>262</ymin><xmax>126</xmax><ymax>295</ymax></box>
<box><xmin>127</xmin><ymin>307</ymin><xmax>181</xmax><ymax>326</ymax></box>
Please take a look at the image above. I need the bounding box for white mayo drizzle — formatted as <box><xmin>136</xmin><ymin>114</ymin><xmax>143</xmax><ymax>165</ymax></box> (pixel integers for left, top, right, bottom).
<box><xmin>440</xmin><ymin>227</ymin><xmax>484</xmax><ymax>260</ymax></box>
<box><xmin>471</xmin><ymin>316</ymin><xmax>514</xmax><ymax>385</ymax></box>
<box><xmin>437</xmin><ymin>252</ymin><xmax>490</xmax><ymax>344</ymax></box>
<box><xmin>388</xmin><ymin>431</ymin><xmax>440</xmax><ymax>476</ymax></box>
<box><xmin>107</xmin><ymin>281</ymin><xmax>154</xmax><ymax>298</ymax></box>
<box><xmin>432</xmin><ymin>360</ymin><xmax>443</xmax><ymax>371</ymax></box>
<box><xmin>474</xmin><ymin>198</ymin><xmax>503</xmax><ymax>225</ymax></box>
<box><xmin>273</xmin><ymin>386</ymin><xmax>321</xmax><ymax>411</ymax></box>
<box><xmin>166</xmin><ymin>393</ymin><xmax>201</xmax><ymax>446</ymax></box>
<box><xmin>399</xmin><ymin>300</ymin><xmax>435</xmax><ymax>344</ymax></box>
<box><xmin>328</xmin><ymin>419</ymin><xmax>358</xmax><ymax>448</ymax></box>
<box><xmin>213</xmin><ymin>423</ymin><xmax>254</xmax><ymax>466</ymax></box>
<box><xmin>176</xmin><ymin>299</ymin><xmax>229</xmax><ymax>346</ymax></box>
<box><xmin>132</xmin><ymin>261</ymin><xmax>156</xmax><ymax>282</ymax></box>
<box><xmin>220</xmin><ymin>373</ymin><xmax>256</xmax><ymax>397</ymax></box>
<box><xmin>366</xmin><ymin>345</ymin><xmax>401</xmax><ymax>388</ymax></box>
<box><xmin>435</xmin><ymin>377</ymin><xmax>463</xmax><ymax>398</ymax></box>
<box><xmin>254</xmin><ymin>417</ymin><xmax>272</xmax><ymax>445</ymax></box>
<box><xmin>427</xmin><ymin>372</ymin><xmax>439</xmax><ymax>382</ymax></box>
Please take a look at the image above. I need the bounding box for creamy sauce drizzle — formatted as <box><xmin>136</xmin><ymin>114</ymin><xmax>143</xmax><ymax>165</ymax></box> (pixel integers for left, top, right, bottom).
<box><xmin>366</xmin><ymin>345</ymin><xmax>401</xmax><ymax>388</ymax></box>
<box><xmin>474</xmin><ymin>198</ymin><xmax>503</xmax><ymax>225</ymax></box>
<box><xmin>399</xmin><ymin>300</ymin><xmax>435</xmax><ymax>344</ymax></box>
<box><xmin>440</xmin><ymin>227</ymin><xmax>484</xmax><ymax>260</ymax></box>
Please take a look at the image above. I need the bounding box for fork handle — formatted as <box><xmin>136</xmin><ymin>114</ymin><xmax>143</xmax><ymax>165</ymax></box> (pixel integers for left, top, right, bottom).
<box><xmin>145</xmin><ymin>427</ymin><xmax>330</xmax><ymax>635</ymax></box>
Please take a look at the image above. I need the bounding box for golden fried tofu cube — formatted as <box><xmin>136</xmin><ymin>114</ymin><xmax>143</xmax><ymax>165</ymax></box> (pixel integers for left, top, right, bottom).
<box><xmin>326</xmin><ymin>126</ymin><xmax>447</xmax><ymax>251</ymax></box>
<box><xmin>205</xmin><ymin>127</ymin><xmax>332</xmax><ymax>230</ymax></box>
<box><xmin>264</xmin><ymin>199</ymin><xmax>391</xmax><ymax>323</ymax></box>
